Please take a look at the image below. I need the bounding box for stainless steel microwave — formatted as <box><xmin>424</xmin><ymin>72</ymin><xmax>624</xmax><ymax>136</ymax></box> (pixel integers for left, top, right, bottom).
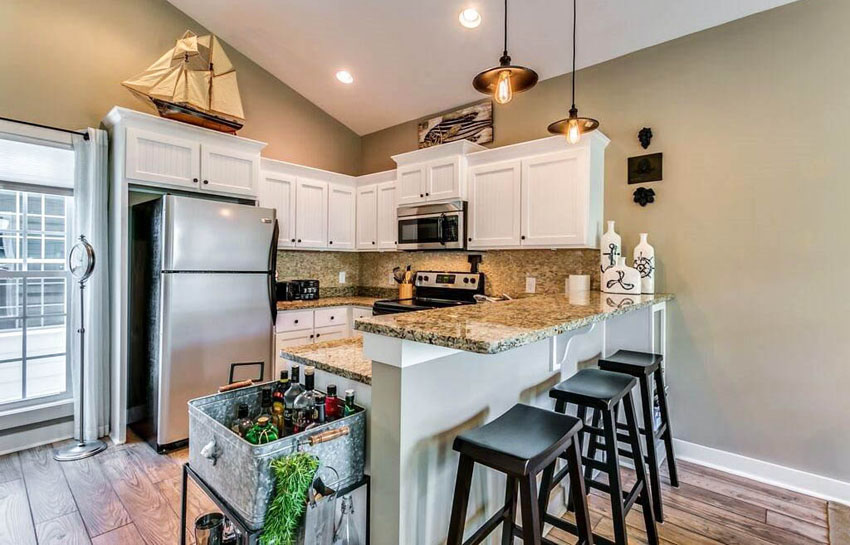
<box><xmin>397</xmin><ymin>201</ymin><xmax>466</xmax><ymax>250</ymax></box>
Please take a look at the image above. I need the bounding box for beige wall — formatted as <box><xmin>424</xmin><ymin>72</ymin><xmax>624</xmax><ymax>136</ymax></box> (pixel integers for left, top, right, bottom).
<box><xmin>361</xmin><ymin>0</ymin><xmax>850</xmax><ymax>482</ymax></box>
<box><xmin>0</xmin><ymin>0</ymin><xmax>361</xmax><ymax>175</ymax></box>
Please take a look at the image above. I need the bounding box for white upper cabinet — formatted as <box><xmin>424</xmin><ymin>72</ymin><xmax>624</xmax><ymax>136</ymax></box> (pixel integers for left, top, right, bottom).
<box><xmin>108</xmin><ymin>108</ymin><xmax>264</xmax><ymax>198</ymax></box>
<box><xmin>392</xmin><ymin>140</ymin><xmax>485</xmax><ymax>207</ymax></box>
<box><xmin>426</xmin><ymin>156</ymin><xmax>462</xmax><ymax>201</ymax></box>
<box><xmin>521</xmin><ymin>150</ymin><xmax>588</xmax><ymax>247</ymax></box>
<box><xmin>200</xmin><ymin>144</ymin><xmax>259</xmax><ymax>197</ymax></box>
<box><xmin>468</xmin><ymin>160</ymin><xmax>522</xmax><ymax>249</ymax></box>
<box><xmin>356</xmin><ymin>185</ymin><xmax>378</xmax><ymax>249</ymax></box>
<box><xmin>295</xmin><ymin>178</ymin><xmax>328</xmax><ymax>248</ymax></box>
<box><xmin>125</xmin><ymin>127</ymin><xmax>200</xmax><ymax>189</ymax></box>
<box><xmin>327</xmin><ymin>183</ymin><xmax>356</xmax><ymax>250</ymax></box>
<box><xmin>465</xmin><ymin>133</ymin><xmax>609</xmax><ymax>249</ymax></box>
<box><xmin>258</xmin><ymin>172</ymin><xmax>296</xmax><ymax>248</ymax></box>
<box><xmin>396</xmin><ymin>165</ymin><xmax>425</xmax><ymax>206</ymax></box>
<box><xmin>376</xmin><ymin>181</ymin><xmax>398</xmax><ymax>249</ymax></box>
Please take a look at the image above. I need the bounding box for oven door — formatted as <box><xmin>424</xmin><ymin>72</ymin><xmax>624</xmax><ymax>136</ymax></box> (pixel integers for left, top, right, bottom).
<box><xmin>397</xmin><ymin>211</ymin><xmax>465</xmax><ymax>250</ymax></box>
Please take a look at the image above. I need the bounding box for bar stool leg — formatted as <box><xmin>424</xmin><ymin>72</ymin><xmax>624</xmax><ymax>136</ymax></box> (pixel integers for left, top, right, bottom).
<box><xmin>623</xmin><ymin>392</ymin><xmax>659</xmax><ymax>545</ymax></box>
<box><xmin>565</xmin><ymin>404</ymin><xmax>587</xmax><ymax>513</ymax></box>
<box><xmin>601</xmin><ymin>405</ymin><xmax>628</xmax><ymax>545</ymax></box>
<box><xmin>447</xmin><ymin>454</ymin><xmax>475</xmax><ymax>545</ymax></box>
<box><xmin>654</xmin><ymin>368</ymin><xmax>679</xmax><ymax>487</ymax></box>
<box><xmin>639</xmin><ymin>375</ymin><xmax>664</xmax><ymax>522</ymax></box>
<box><xmin>502</xmin><ymin>477</ymin><xmax>517</xmax><ymax>545</ymax></box>
<box><xmin>519</xmin><ymin>473</ymin><xmax>542</xmax><ymax>545</ymax></box>
<box><xmin>565</xmin><ymin>439</ymin><xmax>594</xmax><ymax>545</ymax></box>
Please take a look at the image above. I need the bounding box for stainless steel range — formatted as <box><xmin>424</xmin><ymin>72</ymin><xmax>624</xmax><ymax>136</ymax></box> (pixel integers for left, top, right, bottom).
<box><xmin>372</xmin><ymin>270</ymin><xmax>485</xmax><ymax>315</ymax></box>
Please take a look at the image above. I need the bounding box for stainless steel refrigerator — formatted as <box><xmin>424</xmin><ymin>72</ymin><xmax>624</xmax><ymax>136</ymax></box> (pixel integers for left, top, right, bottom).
<box><xmin>128</xmin><ymin>195</ymin><xmax>278</xmax><ymax>451</ymax></box>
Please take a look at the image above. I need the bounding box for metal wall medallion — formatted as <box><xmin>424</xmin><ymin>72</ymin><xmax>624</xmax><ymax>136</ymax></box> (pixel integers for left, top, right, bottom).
<box><xmin>628</xmin><ymin>152</ymin><xmax>663</xmax><ymax>184</ymax></box>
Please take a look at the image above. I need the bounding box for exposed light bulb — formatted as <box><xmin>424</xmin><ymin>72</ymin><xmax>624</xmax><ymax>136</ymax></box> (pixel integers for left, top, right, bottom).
<box><xmin>458</xmin><ymin>8</ymin><xmax>481</xmax><ymax>28</ymax></box>
<box><xmin>567</xmin><ymin>118</ymin><xmax>581</xmax><ymax>144</ymax></box>
<box><xmin>495</xmin><ymin>70</ymin><xmax>513</xmax><ymax>104</ymax></box>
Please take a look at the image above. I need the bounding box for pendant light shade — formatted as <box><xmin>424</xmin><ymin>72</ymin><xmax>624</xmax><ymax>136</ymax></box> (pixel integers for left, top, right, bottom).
<box><xmin>548</xmin><ymin>0</ymin><xmax>598</xmax><ymax>142</ymax></box>
<box><xmin>473</xmin><ymin>0</ymin><xmax>538</xmax><ymax>104</ymax></box>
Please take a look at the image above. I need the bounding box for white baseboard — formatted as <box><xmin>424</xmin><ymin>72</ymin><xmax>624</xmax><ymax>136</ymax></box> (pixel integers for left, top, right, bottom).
<box><xmin>673</xmin><ymin>439</ymin><xmax>850</xmax><ymax>504</ymax></box>
<box><xmin>0</xmin><ymin>419</ymin><xmax>74</xmax><ymax>455</ymax></box>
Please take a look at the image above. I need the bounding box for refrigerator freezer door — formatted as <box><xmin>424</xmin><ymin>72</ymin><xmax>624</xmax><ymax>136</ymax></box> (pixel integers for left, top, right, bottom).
<box><xmin>158</xmin><ymin>272</ymin><xmax>273</xmax><ymax>446</ymax></box>
<box><xmin>163</xmin><ymin>195</ymin><xmax>275</xmax><ymax>272</ymax></box>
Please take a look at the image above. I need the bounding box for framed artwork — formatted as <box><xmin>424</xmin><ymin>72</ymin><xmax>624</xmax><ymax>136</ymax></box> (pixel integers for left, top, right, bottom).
<box><xmin>628</xmin><ymin>152</ymin><xmax>663</xmax><ymax>184</ymax></box>
<box><xmin>417</xmin><ymin>101</ymin><xmax>493</xmax><ymax>149</ymax></box>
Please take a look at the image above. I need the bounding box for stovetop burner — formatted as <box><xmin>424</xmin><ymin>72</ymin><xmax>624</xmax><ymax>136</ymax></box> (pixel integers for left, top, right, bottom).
<box><xmin>372</xmin><ymin>270</ymin><xmax>485</xmax><ymax>315</ymax></box>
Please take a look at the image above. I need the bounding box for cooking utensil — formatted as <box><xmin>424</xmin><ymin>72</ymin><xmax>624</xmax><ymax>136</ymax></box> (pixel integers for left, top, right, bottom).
<box><xmin>392</xmin><ymin>267</ymin><xmax>404</xmax><ymax>284</ymax></box>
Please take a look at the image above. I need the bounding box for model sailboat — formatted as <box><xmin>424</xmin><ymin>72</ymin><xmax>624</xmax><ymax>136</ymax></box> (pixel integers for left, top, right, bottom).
<box><xmin>122</xmin><ymin>31</ymin><xmax>245</xmax><ymax>133</ymax></box>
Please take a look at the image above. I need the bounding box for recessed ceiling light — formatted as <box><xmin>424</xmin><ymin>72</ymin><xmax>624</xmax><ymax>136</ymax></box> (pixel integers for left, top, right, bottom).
<box><xmin>459</xmin><ymin>8</ymin><xmax>481</xmax><ymax>29</ymax></box>
<box><xmin>335</xmin><ymin>70</ymin><xmax>354</xmax><ymax>84</ymax></box>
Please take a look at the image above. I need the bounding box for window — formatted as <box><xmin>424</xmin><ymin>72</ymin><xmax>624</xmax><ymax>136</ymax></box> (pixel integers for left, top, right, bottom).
<box><xmin>0</xmin><ymin>189</ymin><xmax>72</xmax><ymax>405</ymax></box>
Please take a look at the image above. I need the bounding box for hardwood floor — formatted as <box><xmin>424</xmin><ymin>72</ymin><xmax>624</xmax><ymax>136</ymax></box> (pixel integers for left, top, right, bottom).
<box><xmin>0</xmin><ymin>433</ymin><xmax>847</xmax><ymax>544</ymax></box>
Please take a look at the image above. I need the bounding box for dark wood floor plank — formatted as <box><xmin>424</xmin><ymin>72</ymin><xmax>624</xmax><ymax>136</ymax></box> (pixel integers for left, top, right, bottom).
<box><xmin>59</xmin><ymin>453</ymin><xmax>131</xmax><ymax>536</ymax></box>
<box><xmin>90</xmin><ymin>523</ymin><xmax>146</xmax><ymax>545</ymax></box>
<box><xmin>829</xmin><ymin>502</ymin><xmax>850</xmax><ymax>545</ymax></box>
<box><xmin>0</xmin><ymin>453</ymin><xmax>22</xmax><ymax>484</ymax></box>
<box><xmin>766</xmin><ymin>510</ymin><xmax>828</xmax><ymax>543</ymax></box>
<box><xmin>35</xmin><ymin>511</ymin><xmax>91</xmax><ymax>545</ymax></box>
<box><xmin>101</xmin><ymin>449</ymin><xmax>182</xmax><ymax>545</ymax></box>
<box><xmin>18</xmin><ymin>445</ymin><xmax>77</xmax><ymax>524</ymax></box>
<box><xmin>667</xmin><ymin>460</ymin><xmax>827</xmax><ymax>525</ymax></box>
<box><xmin>0</xmin><ymin>479</ymin><xmax>37</xmax><ymax>545</ymax></box>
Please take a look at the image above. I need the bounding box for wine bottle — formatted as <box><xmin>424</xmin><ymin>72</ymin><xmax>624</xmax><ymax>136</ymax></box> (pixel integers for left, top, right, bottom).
<box><xmin>343</xmin><ymin>389</ymin><xmax>356</xmax><ymax>417</ymax></box>
<box><xmin>293</xmin><ymin>366</ymin><xmax>318</xmax><ymax>433</ymax></box>
<box><xmin>230</xmin><ymin>403</ymin><xmax>253</xmax><ymax>438</ymax></box>
<box><xmin>283</xmin><ymin>364</ymin><xmax>304</xmax><ymax>434</ymax></box>
<box><xmin>326</xmin><ymin>384</ymin><xmax>341</xmax><ymax>421</ymax></box>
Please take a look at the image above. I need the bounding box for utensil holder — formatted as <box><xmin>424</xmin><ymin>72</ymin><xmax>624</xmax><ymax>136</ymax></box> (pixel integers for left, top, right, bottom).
<box><xmin>398</xmin><ymin>283</ymin><xmax>413</xmax><ymax>299</ymax></box>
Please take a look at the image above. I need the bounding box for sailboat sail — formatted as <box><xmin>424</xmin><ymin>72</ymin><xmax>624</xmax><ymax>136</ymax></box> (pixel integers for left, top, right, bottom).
<box><xmin>122</xmin><ymin>30</ymin><xmax>245</xmax><ymax>132</ymax></box>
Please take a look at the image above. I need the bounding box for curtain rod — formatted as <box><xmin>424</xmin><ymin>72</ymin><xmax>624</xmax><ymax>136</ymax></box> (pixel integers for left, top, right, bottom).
<box><xmin>0</xmin><ymin>116</ymin><xmax>89</xmax><ymax>140</ymax></box>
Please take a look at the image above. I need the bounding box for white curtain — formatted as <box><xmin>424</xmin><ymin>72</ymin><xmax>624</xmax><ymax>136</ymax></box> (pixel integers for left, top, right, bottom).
<box><xmin>71</xmin><ymin>128</ymin><xmax>110</xmax><ymax>440</ymax></box>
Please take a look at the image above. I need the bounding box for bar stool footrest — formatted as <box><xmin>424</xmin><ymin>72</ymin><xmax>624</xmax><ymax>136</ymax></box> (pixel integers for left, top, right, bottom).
<box><xmin>460</xmin><ymin>506</ymin><xmax>509</xmax><ymax>545</ymax></box>
<box><xmin>542</xmin><ymin>514</ymin><xmax>614</xmax><ymax>545</ymax></box>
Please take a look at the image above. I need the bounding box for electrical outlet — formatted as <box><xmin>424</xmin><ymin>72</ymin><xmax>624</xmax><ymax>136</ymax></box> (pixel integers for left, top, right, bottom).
<box><xmin>338</xmin><ymin>271</ymin><xmax>346</xmax><ymax>284</ymax></box>
<box><xmin>388</xmin><ymin>272</ymin><xmax>396</xmax><ymax>285</ymax></box>
<box><xmin>525</xmin><ymin>276</ymin><xmax>536</xmax><ymax>293</ymax></box>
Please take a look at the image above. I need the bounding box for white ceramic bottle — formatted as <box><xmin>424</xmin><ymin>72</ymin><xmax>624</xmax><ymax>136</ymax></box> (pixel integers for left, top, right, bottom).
<box><xmin>601</xmin><ymin>256</ymin><xmax>641</xmax><ymax>295</ymax></box>
<box><xmin>600</xmin><ymin>221</ymin><xmax>621</xmax><ymax>273</ymax></box>
<box><xmin>633</xmin><ymin>233</ymin><xmax>655</xmax><ymax>294</ymax></box>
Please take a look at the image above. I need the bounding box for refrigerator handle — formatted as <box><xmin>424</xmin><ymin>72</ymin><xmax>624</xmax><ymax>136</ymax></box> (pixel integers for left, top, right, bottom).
<box><xmin>268</xmin><ymin>219</ymin><xmax>279</xmax><ymax>324</ymax></box>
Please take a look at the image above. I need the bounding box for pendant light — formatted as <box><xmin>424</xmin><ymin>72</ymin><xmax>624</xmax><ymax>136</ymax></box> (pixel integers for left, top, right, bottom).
<box><xmin>472</xmin><ymin>0</ymin><xmax>538</xmax><ymax>104</ymax></box>
<box><xmin>548</xmin><ymin>0</ymin><xmax>598</xmax><ymax>143</ymax></box>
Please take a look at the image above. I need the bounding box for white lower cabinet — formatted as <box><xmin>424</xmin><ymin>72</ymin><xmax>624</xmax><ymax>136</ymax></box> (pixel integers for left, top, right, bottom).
<box><xmin>274</xmin><ymin>307</ymin><xmax>354</xmax><ymax>364</ymax></box>
<box><xmin>328</xmin><ymin>184</ymin><xmax>356</xmax><ymax>250</ymax></box>
<box><xmin>313</xmin><ymin>324</ymin><xmax>347</xmax><ymax>343</ymax></box>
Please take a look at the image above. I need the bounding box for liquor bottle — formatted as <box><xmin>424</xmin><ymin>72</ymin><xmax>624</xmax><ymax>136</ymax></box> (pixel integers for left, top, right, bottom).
<box><xmin>293</xmin><ymin>366</ymin><xmax>318</xmax><ymax>433</ymax></box>
<box><xmin>272</xmin><ymin>370</ymin><xmax>289</xmax><ymax>408</ymax></box>
<box><xmin>245</xmin><ymin>416</ymin><xmax>279</xmax><ymax>445</ymax></box>
<box><xmin>343</xmin><ymin>389</ymin><xmax>356</xmax><ymax>417</ymax></box>
<box><xmin>315</xmin><ymin>394</ymin><xmax>327</xmax><ymax>424</ymax></box>
<box><xmin>271</xmin><ymin>402</ymin><xmax>285</xmax><ymax>435</ymax></box>
<box><xmin>230</xmin><ymin>403</ymin><xmax>253</xmax><ymax>438</ymax></box>
<box><xmin>258</xmin><ymin>388</ymin><xmax>274</xmax><ymax>430</ymax></box>
<box><xmin>325</xmin><ymin>384</ymin><xmax>341</xmax><ymax>421</ymax></box>
<box><xmin>283</xmin><ymin>364</ymin><xmax>304</xmax><ymax>434</ymax></box>
<box><xmin>332</xmin><ymin>495</ymin><xmax>361</xmax><ymax>545</ymax></box>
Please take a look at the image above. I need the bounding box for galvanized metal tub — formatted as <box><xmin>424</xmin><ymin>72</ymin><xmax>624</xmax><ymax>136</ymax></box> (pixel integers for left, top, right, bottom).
<box><xmin>188</xmin><ymin>382</ymin><xmax>366</xmax><ymax>531</ymax></box>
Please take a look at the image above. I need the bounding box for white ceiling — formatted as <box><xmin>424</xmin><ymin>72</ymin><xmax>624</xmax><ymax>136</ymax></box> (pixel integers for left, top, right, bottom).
<box><xmin>167</xmin><ymin>0</ymin><xmax>798</xmax><ymax>135</ymax></box>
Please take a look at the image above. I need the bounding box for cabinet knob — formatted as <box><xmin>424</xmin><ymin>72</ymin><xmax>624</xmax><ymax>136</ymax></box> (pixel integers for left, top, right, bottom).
<box><xmin>309</xmin><ymin>334</ymin><xmax>314</xmax><ymax>339</ymax></box>
<box><xmin>425</xmin><ymin>192</ymin><xmax>429</xmax><ymax>196</ymax></box>
<box><xmin>297</xmin><ymin>239</ymin><xmax>302</xmax><ymax>243</ymax></box>
<box><xmin>468</xmin><ymin>237</ymin><xmax>472</xmax><ymax>242</ymax></box>
<box><xmin>291</xmin><ymin>238</ymin><xmax>296</xmax><ymax>243</ymax></box>
<box><xmin>420</xmin><ymin>194</ymin><xmax>423</xmax><ymax>198</ymax></box>
<box><xmin>192</xmin><ymin>178</ymin><xmax>198</xmax><ymax>183</ymax></box>
<box><xmin>329</xmin><ymin>240</ymin><xmax>333</xmax><ymax>245</ymax></box>
<box><xmin>330</xmin><ymin>316</ymin><xmax>334</xmax><ymax>320</ymax></box>
<box><xmin>316</xmin><ymin>333</ymin><xmax>321</xmax><ymax>338</ymax></box>
<box><xmin>372</xmin><ymin>241</ymin><xmax>376</xmax><ymax>245</ymax></box>
<box><xmin>521</xmin><ymin>235</ymin><xmax>526</xmax><ymax>240</ymax></box>
<box><xmin>203</xmin><ymin>180</ymin><xmax>209</xmax><ymax>185</ymax></box>
<box><xmin>294</xmin><ymin>319</ymin><xmax>299</xmax><ymax>324</ymax></box>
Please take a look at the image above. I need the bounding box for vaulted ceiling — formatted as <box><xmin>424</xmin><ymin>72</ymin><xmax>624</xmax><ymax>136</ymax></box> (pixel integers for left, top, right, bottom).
<box><xmin>167</xmin><ymin>0</ymin><xmax>798</xmax><ymax>135</ymax></box>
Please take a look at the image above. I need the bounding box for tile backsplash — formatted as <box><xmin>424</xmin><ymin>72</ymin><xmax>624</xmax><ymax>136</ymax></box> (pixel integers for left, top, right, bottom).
<box><xmin>277</xmin><ymin>249</ymin><xmax>599</xmax><ymax>297</ymax></box>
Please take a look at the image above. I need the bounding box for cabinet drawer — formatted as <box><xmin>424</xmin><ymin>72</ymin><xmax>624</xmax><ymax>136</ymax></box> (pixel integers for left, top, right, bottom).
<box><xmin>314</xmin><ymin>307</ymin><xmax>348</xmax><ymax>328</ymax></box>
<box><xmin>276</xmin><ymin>310</ymin><xmax>314</xmax><ymax>332</ymax></box>
<box><xmin>352</xmin><ymin>307</ymin><xmax>372</xmax><ymax>320</ymax></box>
<box><xmin>313</xmin><ymin>324</ymin><xmax>348</xmax><ymax>343</ymax></box>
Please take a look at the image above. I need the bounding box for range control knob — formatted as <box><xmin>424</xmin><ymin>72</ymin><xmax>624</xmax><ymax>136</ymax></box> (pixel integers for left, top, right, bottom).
<box><xmin>470</xmin><ymin>277</ymin><xmax>476</xmax><ymax>283</ymax></box>
<box><xmin>463</xmin><ymin>277</ymin><xmax>469</xmax><ymax>284</ymax></box>
<box><xmin>417</xmin><ymin>275</ymin><xmax>423</xmax><ymax>282</ymax></box>
<box><xmin>424</xmin><ymin>275</ymin><xmax>430</xmax><ymax>282</ymax></box>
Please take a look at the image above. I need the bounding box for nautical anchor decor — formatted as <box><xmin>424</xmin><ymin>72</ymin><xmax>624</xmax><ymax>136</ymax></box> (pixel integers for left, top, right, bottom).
<box><xmin>601</xmin><ymin>256</ymin><xmax>641</xmax><ymax>295</ymax></box>
<box><xmin>600</xmin><ymin>221</ymin><xmax>621</xmax><ymax>273</ymax></box>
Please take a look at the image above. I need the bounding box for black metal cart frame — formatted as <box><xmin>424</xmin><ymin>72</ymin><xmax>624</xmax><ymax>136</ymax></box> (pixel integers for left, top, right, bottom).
<box><xmin>180</xmin><ymin>463</ymin><xmax>371</xmax><ymax>545</ymax></box>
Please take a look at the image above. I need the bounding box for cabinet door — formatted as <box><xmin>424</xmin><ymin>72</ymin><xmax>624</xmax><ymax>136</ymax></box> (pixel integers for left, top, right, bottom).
<box><xmin>426</xmin><ymin>157</ymin><xmax>461</xmax><ymax>201</ymax></box>
<box><xmin>295</xmin><ymin>178</ymin><xmax>328</xmax><ymax>248</ymax></box>
<box><xmin>125</xmin><ymin>127</ymin><xmax>200</xmax><ymax>189</ymax></box>
<box><xmin>313</xmin><ymin>325</ymin><xmax>348</xmax><ymax>343</ymax></box>
<box><xmin>468</xmin><ymin>160</ymin><xmax>522</xmax><ymax>249</ymax></box>
<box><xmin>521</xmin><ymin>150</ymin><xmax>588</xmax><ymax>247</ymax></box>
<box><xmin>396</xmin><ymin>165</ymin><xmax>426</xmax><ymax>206</ymax></box>
<box><xmin>376</xmin><ymin>181</ymin><xmax>398</xmax><ymax>250</ymax></box>
<box><xmin>200</xmin><ymin>144</ymin><xmax>259</xmax><ymax>197</ymax></box>
<box><xmin>328</xmin><ymin>184</ymin><xmax>356</xmax><ymax>250</ymax></box>
<box><xmin>356</xmin><ymin>185</ymin><xmax>378</xmax><ymax>249</ymax></box>
<box><xmin>259</xmin><ymin>173</ymin><xmax>297</xmax><ymax>248</ymax></box>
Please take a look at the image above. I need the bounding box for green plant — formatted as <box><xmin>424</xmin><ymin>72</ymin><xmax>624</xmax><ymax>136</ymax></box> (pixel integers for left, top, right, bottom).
<box><xmin>260</xmin><ymin>452</ymin><xmax>320</xmax><ymax>545</ymax></box>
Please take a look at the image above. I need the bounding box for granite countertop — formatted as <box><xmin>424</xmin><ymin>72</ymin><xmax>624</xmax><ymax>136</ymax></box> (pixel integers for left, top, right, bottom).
<box><xmin>279</xmin><ymin>337</ymin><xmax>371</xmax><ymax>385</ymax></box>
<box><xmin>354</xmin><ymin>291</ymin><xmax>675</xmax><ymax>355</ymax></box>
<box><xmin>277</xmin><ymin>296</ymin><xmax>379</xmax><ymax>311</ymax></box>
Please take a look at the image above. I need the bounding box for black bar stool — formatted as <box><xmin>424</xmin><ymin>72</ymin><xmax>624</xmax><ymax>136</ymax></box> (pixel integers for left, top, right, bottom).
<box><xmin>599</xmin><ymin>350</ymin><xmax>678</xmax><ymax>522</ymax></box>
<box><xmin>543</xmin><ymin>369</ymin><xmax>658</xmax><ymax>545</ymax></box>
<box><xmin>446</xmin><ymin>404</ymin><xmax>594</xmax><ymax>545</ymax></box>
